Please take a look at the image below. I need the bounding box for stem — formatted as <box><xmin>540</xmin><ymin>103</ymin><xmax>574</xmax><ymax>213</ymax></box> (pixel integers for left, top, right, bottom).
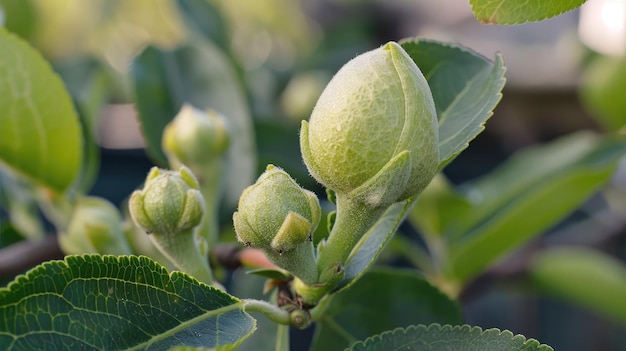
<box><xmin>309</xmin><ymin>294</ymin><xmax>334</xmax><ymax>322</ymax></box>
<box><xmin>196</xmin><ymin>162</ymin><xmax>223</xmax><ymax>250</ymax></box>
<box><xmin>316</xmin><ymin>193</ymin><xmax>386</xmax><ymax>279</ymax></box>
<box><xmin>243</xmin><ymin>299</ymin><xmax>291</xmax><ymax>325</ymax></box>
<box><xmin>151</xmin><ymin>228</ymin><xmax>214</xmax><ymax>285</ymax></box>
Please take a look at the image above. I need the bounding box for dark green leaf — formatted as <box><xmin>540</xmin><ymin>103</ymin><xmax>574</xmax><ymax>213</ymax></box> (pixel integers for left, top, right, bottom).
<box><xmin>400</xmin><ymin>39</ymin><xmax>506</xmax><ymax>169</ymax></box>
<box><xmin>312</xmin><ymin>269</ymin><xmax>462</xmax><ymax>351</ymax></box>
<box><xmin>0</xmin><ymin>0</ymin><xmax>37</xmax><ymax>40</ymax></box>
<box><xmin>531</xmin><ymin>247</ymin><xmax>626</xmax><ymax>326</ymax></box>
<box><xmin>447</xmin><ymin>132</ymin><xmax>626</xmax><ymax>282</ymax></box>
<box><xmin>176</xmin><ymin>0</ymin><xmax>230</xmax><ymax>52</ymax></box>
<box><xmin>347</xmin><ymin>324</ymin><xmax>553</xmax><ymax>351</ymax></box>
<box><xmin>132</xmin><ymin>39</ymin><xmax>255</xmax><ymax>206</ymax></box>
<box><xmin>0</xmin><ymin>255</ymin><xmax>255</xmax><ymax>350</ymax></box>
<box><xmin>0</xmin><ymin>29</ymin><xmax>83</xmax><ymax>192</ymax></box>
<box><xmin>469</xmin><ymin>0</ymin><xmax>586</xmax><ymax>24</ymax></box>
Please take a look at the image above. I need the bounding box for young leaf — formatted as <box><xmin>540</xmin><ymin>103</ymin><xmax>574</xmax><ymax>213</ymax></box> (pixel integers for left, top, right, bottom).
<box><xmin>0</xmin><ymin>255</ymin><xmax>256</xmax><ymax>350</ymax></box>
<box><xmin>531</xmin><ymin>248</ymin><xmax>626</xmax><ymax>326</ymax></box>
<box><xmin>312</xmin><ymin>269</ymin><xmax>462</xmax><ymax>351</ymax></box>
<box><xmin>347</xmin><ymin>324</ymin><xmax>553</xmax><ymax>351</ymax></box>
<box><xmin>132</xmin><ymin>39</ymin><xmax>256</xmax><ymax>206</ymax></box>
<box><xmin>447</xmin><ymin>132</ymin><xmax>626</xmax><ymax>282</ymax></box>
<box><xmin>400</xmin><ymin>39</ymin><xmax>506</xmax><ymax>169</ymax></box>
<box><xmin>470</xmin><ymin>0</ymin><xmax>586</xmax><ymax>25</ymax></box>
<box><xmin>580</xmin><ymin>55</ymin><xmax>626</xmax><ymax>132</ymax></box>
<box><xmin>0</xmin><ymin>29</ymin><xmax>83</xmax><ymax>193</ymax></box>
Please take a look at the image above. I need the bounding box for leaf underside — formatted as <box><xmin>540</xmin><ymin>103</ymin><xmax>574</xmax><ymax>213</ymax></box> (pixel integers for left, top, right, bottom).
<box><xmin>0</xmin><ymin>255</ymin><xmax>255</xmax><ymax>350</ymax></box>
<box><xmin>469</xmin><ymin>0</ymin><xmax>586</xmax><ymax>25</ymax></box>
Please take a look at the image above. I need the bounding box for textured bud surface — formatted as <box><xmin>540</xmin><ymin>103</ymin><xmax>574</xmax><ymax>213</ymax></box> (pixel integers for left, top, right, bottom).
<box><xmin>129</xmin><ymin>166</ymin><xmax>205</xmax><ymax>234</ymax></box>
<box><xmin>301</xmin><ymin>41</ymin><xmax>439</xmax><ymax>206</ymax></box>
<box><xmin>233</xmin><ymin>165</ymin><xmax>320</xmax><ymax>252</ymax></box>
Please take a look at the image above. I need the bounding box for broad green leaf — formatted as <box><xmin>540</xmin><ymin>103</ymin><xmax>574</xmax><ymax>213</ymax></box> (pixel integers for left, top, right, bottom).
<box><xmin>0</xmin><ymin>255</ymin><xmax>256</xmax><ymax>350</ymax></box>
<box><xmin>400</xmin><ymin>39</ymin><xmax>506</xmax><ymax>169</ymax></box>
<box><xmin>447</xmin><ymin>132</ymin><xmax>626</xmax><ymax>282</ymax></box>
<box><xmin>133</xmin><ymin>39</ymin><xmax>256</xmax><ymax>206</ymax></box>
<box><xmin>338</xmin><ymin>39</ymin><xmax>506</xmax><ymax>290</ymax></box>
<box><xmin>312</xmin><ymin>269</ymin><xmax>462</xmax><ymax>351</ymax></box>
<box><xmin>580</xmin><ymin>55</ymin><xmax>626</xmax><ymax>132</ymax></box>
<box><xmin>0</xmin><ymin>29</ymin><xmax>83</xmax><ymax>192</ymax></box>
<box><xmin>347</xmin><ymin>324</ymin><xmax>553</xmax><ymax>351</ymax></box>
<box><xmin>469</xmin><ymin>0</ymin><xmax>586</xmax><ymax>24</ymax></box>
<box><xmin>531</xmin><ymin>247</ymin><xmax>626</xmax><ymax>326</ymax></box>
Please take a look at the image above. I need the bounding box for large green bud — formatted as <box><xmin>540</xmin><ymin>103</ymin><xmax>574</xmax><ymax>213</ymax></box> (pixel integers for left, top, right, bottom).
<box><xmin>233</xmin><ymin>165</ymin><xmax>320</xmax><ymax>285</ymax></box>
<box><xmin>300</xmin><ymin>41</ymin><xmax>439</xmax><ymax>208</ymax></box>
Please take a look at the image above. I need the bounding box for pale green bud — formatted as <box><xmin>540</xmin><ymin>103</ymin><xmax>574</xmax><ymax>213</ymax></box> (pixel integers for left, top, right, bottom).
<box><xmin>59</xmin><ymin>196</ymin><xmax>131</xmax><ymax>255</ymax></box>
<box><xmin>300</xmin><ymin>41</ymin><xmax>439</xmax><ymax>208</ymax></box>
<box><xmin>162</xmin><ymin>104</ymin><xmax>230</xmax><ymax>167</ymax></box>
<box><xmin>233</xmin><ymin>165</ymin><xmax>320</xmax><ymax>284</ymax></box>
<box><xmin>129</xmin><ymin>166</ymin><xmax>204</xmax><ymax>235</ymax></box>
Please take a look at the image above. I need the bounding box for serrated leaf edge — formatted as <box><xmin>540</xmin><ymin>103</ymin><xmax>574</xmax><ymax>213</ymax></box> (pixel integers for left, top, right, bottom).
<box><xmin>346</xmin><ymin>323</ymin><xmax>553</xmax><ymax>351</ymax></box>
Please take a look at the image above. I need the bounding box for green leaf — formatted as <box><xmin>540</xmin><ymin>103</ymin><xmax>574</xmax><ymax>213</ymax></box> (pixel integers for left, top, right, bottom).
<box><xmin>400</xmin><ymin>39</ymin><xmax>506</xmax><ymax>169</ymax></box>
<box><xmin>447</xmin><ymin>132</ymin><xmax>626</xmax><ymax>282</ymax></box>
<box><xmin>580</xmin><ymin>55</ymin><xmax>626</xmax><ymax>132</ymax></box>
<box><xmin>347</xmin><ymin>324</ymin><xmax>553</xmax><ymax>351</ymax></box>
<box><xmin>0</xmin><ymin>167</ymin><xmax>43</xmax><ymax>240</ymax></box>
<box><xmin>132</xmin><ymin>39</ymin><xmax>256</xmax><ymax>206</ymax></box>
<box><xmin>469</xmin><ymin>0</ymin><xmax>586</xmax><ymax>25</ymax></box>
<box><xmin>0</xmin><ymin>0</ymin><xmax>37</xmax><ymax>40</ymax></box>
<box><xmin>531</xmin><ymin>247</ymin><xmax>626</xmax><ymax>326</ymax></box>
<box><xmin>0</xmin><ymin>28</ymin><xmax>83</xmax><ymax>192</ymax></box>
<box><xmin>312</xmin><ymin>269</ymin><xmax>462</xmax><ymax>351</ymax></box>
<box><xmin>176</xmin><ymin>0</ymin><xmax>231</xmax><ymax>53</ymax></box>
<box><xmin>0</xmin><ymin>255</ymin><xmax>256</xmax><ymax>350</ymax></box>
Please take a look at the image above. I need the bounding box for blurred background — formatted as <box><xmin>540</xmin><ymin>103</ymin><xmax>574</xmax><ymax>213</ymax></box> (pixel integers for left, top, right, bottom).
<box><xmin>1</xmin><ymin>0</ymin><xmax>626</xmax><ymax>349</ymax></box>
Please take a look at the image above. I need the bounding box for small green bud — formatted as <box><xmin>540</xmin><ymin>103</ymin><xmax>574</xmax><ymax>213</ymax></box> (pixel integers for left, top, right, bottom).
<box><xmin>233</xmin><ymin>165</ymin><xmax>320</xmax><ymax>284</ymax></box>
<box><xmin>129</xmin><ymin>166</ymin><xmax>213</xmax><ymax>285</ymax></box>
<box><xmin>162</xmin><ymin>104</ymin><xmax>230</xmax><ymax>167</ymax></box>
<box><xmin>59</xmin><ymin>196</ymin><xmax>131</xmax><ymax>255</ymax></box>
<box><xmin>129</xmin><ymin>166</ymin><xmax>205</xmax><ymax>235</ymax></box>
<box><xmin>300</xmin><ymin>41</ymin><xmax>439</xmax><ymax>208</ymax></box>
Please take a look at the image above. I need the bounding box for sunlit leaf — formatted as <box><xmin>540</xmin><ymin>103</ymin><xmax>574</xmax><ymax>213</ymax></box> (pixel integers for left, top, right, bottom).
<box><xmin>347</xmin><ymin>324</ymin><xmax>553</xmax><ymax>351</ymax></box>
<box><xmin>469</xmin><ymin>0</ymin><xmax>586</xmax><ymax>25</ymax></box>
<box><xmin>0</xmin><ymin>255</ymin><xmax>256</xmax><ymax>350</ymax></box>
<box><xmin>0</xmin><ymin>29</ymin><xmax>83</xmax><ymax>192</ymax></box>
<box><xmin>313</xmin><ymin>269</ymin><xmax>462</xmax><ymax>351</ymax></box>
<box><xmin>447</xmin><ymin>132</ymin><xmax>626</xmax><ymax>282</ymax></box>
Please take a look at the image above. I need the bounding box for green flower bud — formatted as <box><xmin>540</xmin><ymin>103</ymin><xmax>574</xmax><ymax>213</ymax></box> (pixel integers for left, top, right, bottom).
<box><xmin>129</xmin><ymin>166</ymin><xmax>204</xmax><ymax>235</ymax></box>
<box><xmin>129</xmin><ymin>166</ymin><xmax>213</xmax><ymax>285</ymax></box>
<box><xmin>233</xmin><ymin>165</ymin><xmax>320</xmax><ymax>284</ymax></box>
<box><xmin>59</xmin><ymin>196</ymin><xmax>131</xmax><ymax>255</ymax></box>
<box><xmin>300</xmin><ymin>41</ymin><xmax>439</xmax><ymax>208</ymax></box>
<box><xmin>162</xmin><ymin>104</ymin><xmax>230</xmax><ymax>167</ymax></box>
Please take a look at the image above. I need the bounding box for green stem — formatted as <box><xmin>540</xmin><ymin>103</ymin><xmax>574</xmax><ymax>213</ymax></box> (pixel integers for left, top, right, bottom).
<box><xmin>316</xmin><ymin>193</ymin><xmax>386</xmax><ymax>280</ymax></box>
<box><xmin>196</xmin><ymin>162</ymin><xmax>223</xmax><ymax>250</ymax></box>
<box><xmin>243</xmin><ymin>299</ymin><xmax>291</xmax><ymax>325</ymax></box>
<box><xmin>151</xmin><ymin>228</ymin><xmax>214</xmax><ymax>285</ymax></box>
